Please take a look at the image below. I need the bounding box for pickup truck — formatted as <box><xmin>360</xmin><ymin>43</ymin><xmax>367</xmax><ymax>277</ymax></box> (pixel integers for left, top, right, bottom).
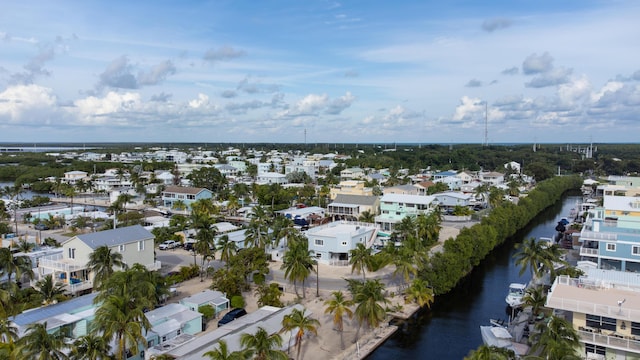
<box><xmin>159</xmin><ymin>240</ymin><xmax>178</xmax><ymax>250</ymax></box>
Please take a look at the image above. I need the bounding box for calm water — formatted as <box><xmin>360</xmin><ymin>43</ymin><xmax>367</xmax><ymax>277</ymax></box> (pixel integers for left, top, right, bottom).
<box><xmin>368</xmin><ymin>194</ymin><xmax>581</xmax><ymax>359</ymax></box>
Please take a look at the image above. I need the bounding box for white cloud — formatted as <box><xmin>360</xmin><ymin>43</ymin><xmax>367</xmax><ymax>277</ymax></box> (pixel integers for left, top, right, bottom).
<box><xmin>0</xmin><ymin>84</ymin><xmax>58</xmax><ymax>124</ymax></box>
<box><xmin>188</xmin><ymin>93</ymin><xmax>210</xmax><ymax>108</ymax></box>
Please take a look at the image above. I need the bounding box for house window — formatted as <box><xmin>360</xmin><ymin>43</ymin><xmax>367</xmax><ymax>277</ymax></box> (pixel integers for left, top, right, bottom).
<box><xmin>177</xmin><ymin>329</ymin><xmax>181</xmax><ymax>335</ymax></box>
<box><xmin>586</xmin><ymin>314</ymin><xmax>617</xmax><ymax>331</ymax></box>
<box><xmin>314</xmin><ymin>239</ymin><xmax>324</xmax><ymax>246</ymax></box>
<box><xmin>606</xmin><ymin>243</ymin><xmax>616</xmax><ymax>252</ymax></box>
<box><xmin>633</xmin><ymin>246</ymin><xmax>640</xmax><ymax>256</ymax></box>
<box><xmin>162</xmin><ymin>336</ymin><xmax>167</xmax><ymax>342</ymax></box>
<box><xmin>147</xmin><ymin>340</ymin><xmax>155</xmax><ymax>347</ymax></box>
<box><xmin>585</xmin><ymin>343</ymin><xmax>606</xmax><ymax>356</ymax></box>
<box><xmin>315</xmin><ymin>253</ymin><xmax>322</xmax><ymax>258</ymax></box>
<box><xmin>341</xmin><ymin>241</ymin><xmax>348</xmax><ymax>246</ymax></box>
<box><xmin>138</xmin><ymin>241</ymin><xmax>145</xmax><ymax>251</ymax></box>
<box><xmin>68</xmin><ymin>248</ymin><xmax>75</xmax><ymax>259</ymax></box>
<box><xmin>631</xmin><ymin>322</ymin><xmax>640</xmax><ymax>336</ymax></box>
<box><xmin>118</xmin><ymin>244</ymin><xmax>125</xmax><ymax>253</ymax></box>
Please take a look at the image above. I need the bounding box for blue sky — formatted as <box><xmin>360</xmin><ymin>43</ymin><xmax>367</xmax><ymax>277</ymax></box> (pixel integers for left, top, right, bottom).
<box><xmin>1</xmin><ymin>1</ymin><xmax>639</xmax><ymax>144</ymax></box>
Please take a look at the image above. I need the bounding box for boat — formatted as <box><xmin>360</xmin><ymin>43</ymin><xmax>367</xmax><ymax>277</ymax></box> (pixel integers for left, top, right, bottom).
<box><xmin>479</xmin><ymin>325</ymin><xmax>529</xmax><ymax>357</ymax></box>
<box><xmin>505</xmin><ymin>283</ymin><xmax>527</xmax><ymax>308</ymax></box>
<box><xmin>489</xmin><ymin>318</ymin><xmax>507</xmax><ymax>327</ymax></box>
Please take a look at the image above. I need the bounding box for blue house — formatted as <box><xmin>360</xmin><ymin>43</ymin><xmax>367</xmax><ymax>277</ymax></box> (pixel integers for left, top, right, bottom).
<box><xmin>161</xmin><ymin>186</ymin><xmax>213</xmax><ymax>210</ymax></box>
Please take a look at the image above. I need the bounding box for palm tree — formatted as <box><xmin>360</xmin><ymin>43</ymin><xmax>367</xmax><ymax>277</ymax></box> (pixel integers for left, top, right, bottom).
<box><xmin>358</xmin><ymin>210</ymin><xmax>375</xmax><ymax>223</ymax></box>
<box><xmin>15</xmin><ymin>238</ymin><xmax>35</xmax><ymax>253</ymax></box>
<box><xmin>86</xmin><ymin>245</ymin><xmax>125</xmax><ymax>290</ymax></box>
<box><xmin>15</xmin><ymin>322</ymin><xmax>68</xmax><ymax>359</ymax></box>
<box><xmin>522</xmin><ymin>285</ymin><xmax>547</xmax><ymax>318</ymax></box>
<box><xmin>191</xmin><ymin>213</ymin><xmax>218</xmax><ymax>281</ymax></box>
<box><xmin>217</xmin><ymin>235</ymin><xmax>238</xmax><ymax>269</ymax></box>
<box><xmin>239</xmin><ymin>326</ymin><xmax>288</xmax><ymax>360</ymax></box>
<box><xmin>244</xmin><ymin>205</ymin><xmax>272</xmax><ymax>249</ymax></box>
<box><xmin>1</xmin><ymin>185</ymin><xmax>23</xmax><ymax>235</ymax></box>
<box><xmin>350</xmin><ymin>279</ymin><xmax>389</xmax><ymax>342</ymax></box>
<box><xmin>92</xmin><ymin>294</ymin><xmax>151</xmax><ymax>360</ymax></box>
<box><xmin>281</xmin><ymin>238</ymin><xmax>315</xmax><ymax>298</ymax></box>
<box><xmin>529</xmin><ymin>316</ymin><xmax>580</xmax><ymax>359</ymax></box>
<box><xmin>349</xmin><ymin>243</ymin><xmax>375</xmax><ymax>280</ymax></box>
<box><xmin>281</xmin><ymin>307</ymin><xmax>320</xmax><ymax>360</ymax></box>
<box><xmin>96</xmin><ymin>265</ymin><xmax>159</xmax><ymax>311</ymax></box>
<box><xmin>0</xmin><ymin>248</ymin><xmax>33</xmax><ymax>293</ymax></box>
<box><xmin>203</xmin><ymin>340</ymin><xmax>247</xmax><ymax>360</ymax></box>
<box><xmin>0</xmin><ymin>317</ymin><xmax>18</xmax><ymax>360</ymax></box>
<box><xmin>324</xmin><ymin>291</ymin><xmax>354</xmax><ymax>349</ymax></box>
<box><xmin>69</xmin><ymin>334</ymin><xmax>113</xmax><ymax>360</ymax></box>
<box><xmin>465</xmin><ymin>344</ymin><xmax>515</xmax><ymax>360</ymax></box>
<box><xmin>35</xmin><ymin>274</ymin><xmax>67</xmax><ymax>305</ymax></box>
<box><xmin>404</xmin><ymin>278</ymin><xmax>434</xmax><ymax>308</ymax></box>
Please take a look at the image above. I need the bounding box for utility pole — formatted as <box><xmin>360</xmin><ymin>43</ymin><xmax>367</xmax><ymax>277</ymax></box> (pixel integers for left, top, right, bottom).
<box><xmin>484</xmin><ymin>101</ymin><xmax>488</xmax><ymax>147</ymax></box>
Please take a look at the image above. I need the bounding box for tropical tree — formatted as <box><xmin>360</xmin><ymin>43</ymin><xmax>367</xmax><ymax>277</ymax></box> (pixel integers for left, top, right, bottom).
<box><xmin>34</xmin><ymin>274</ymin><xmax>67</xmax><ymax>306</ymax></box>
<box><xmin>404</xmin><ymin>278</ymin><xmax>434</xmax><ymax>308</ymax></box>
<box><xmin>86</xmin><ymin>245</ymin><xmax>125</xmax><ymax>290</ymax></box>
<box><xmin>191</xmin><ymin>212</ymin><xmax>218</xmax><ymax>281</ymax></box>
<box><xmin>0</xmin><ymin>248</ymin><xmax>33</xmax><ymax>292</ymax></box>
<box><xmin>239</xmin><ymin>326</ymin><xmax>288</xmax><ymax>360</ymax></box>
<box><xmin>281</xmin><ymin>307</ymin><xmax>320</xmax><ymax>360</ymax></box>
<box><xmin>529</xmin><ymin>316</ymin><xmax>581</xmax><ymax>359</ymax></box>
<box><xmin>513</xmin><ymin>238</ymin><xmax>565</xmax><ymax>281</ymax></box>
<box><xmin>351</xmin><ymin>279</ymin><xmax>389</xmax><ymax>342</ymax></box>
<box><xmin>216</xmin><ymin>234</ymin><xmax>238</xmax><ymax>269</ymax></box>
<box><xmin>349</xmin><ymin>243</ymin><xmax>376</xmax><ymax>280</ymax></box>
<box><xmin>0</xmin><ymin>317</ymin><xmax>18</xmax><ymax>357</ymax></box>
<box><xmin>358</xmin><ymin>210</ymin><xmax>375</xmax><ymax>223</ymax></box>
<box><xmin>281</xmin><ymin>236</ymin><xmax>315</xmax><ymax>298</ymax></box>
<box><xmin>203</xmin><ymin>339</ymin><xmax>246</xmax><ymax>360</ymax></box>
<box><xmin>92</xmin><ymin>293</ymin><xmax>151</xmax><ymax>360</ymax></box>
<box><xmin>244</xmin><ymin>205</ymin><xmax>272</xmax><ymax>249</ymax></box>
<box><xmin>15</xmin><ymin>238</ymin><xmax>35</xmax><ymax>253</ymax></box>
<box><xmin>1</xmin><ymin>185</ymin><xmax>23</xmax><ymax>235</ymax></box>
<box><xmin>15</xmin><ymin>322</ymin><xmax>68</xmax><ymax>360</ymax></box>
<box><xmin>522</xmin><ymin>285</ymin><xmax>547</xmax><ymax>318</ymax></box>
<box><xmin>255</xmin><ymin>283</ymin><xmax>284</xmax><ymax>307</ymax></box>
<box><xmin>323</xmin><ymin>291</ymin><xmax>354</xmax><ymax>349</ymax></box>
<box><xmin>69</xmin><ymin>334</ymin><xmax>113</xmax><ymax>360</ymax></box>
<box><xmin>464</xmin><ymin>344</ymin><xmax>515</xmax><ymax>360</ymax></box>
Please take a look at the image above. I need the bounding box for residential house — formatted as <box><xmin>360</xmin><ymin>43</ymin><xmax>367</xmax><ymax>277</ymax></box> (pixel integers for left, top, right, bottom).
<box><xmin>415</xmin><ymin>181</ymin><xmax>435</xmax><ymax>195</ymax></box>
<box><xmin>384</xmin><ymin>184</ymin><xmax>420</xmax><ymax>196</ymax></box>
<box><xmin>144</xmin><ymin>303</ymin><xmax>204</xmax><ymax>350</ymax></box>
<box><xmin>63</xmin><ymin>170</ymin><xmax>88</xmax><ymax>185</ymax></box>
<box><xmin>179</xmin><ymin>290</ymin><xmax>230</xmax><ymax>319</ymax></box>
<box><xmin>433</xmin><ymin>175</ymin><xmax>462</xmax><ymax>191</ymax></box>
<box><xmin>256</xmin><ymin>172</ymin><xmax>288</xmax><ymax>185</ymax></box>
<box><xmin>375</xmin><ymin>194</ymin><xmax>437</xmax><ymax>232</ymax></box>
<box><xmin>213</xmin><ymin>164</ymin><xmax>238</xmax><ymax>177</ymax></box>
<box><xmin>327</xmin><ymin>194</ymin><xmax>380</xmax><ymax>221</ymax></box>
<box><xmin>433</xmin><ymin>191</ymin><xmax>474</xmax><ymax>212</ymax></box>
<box><xmin>305</xmin><ymin>221</ymin><xmax>378</xmax><ymax>265</ymax></box>
<box><xmin>579</xmin><ymin>196</ymin><xmax>640</xmax><ymax>272</ymax></box>
<box><xmin>479</xmin><ymin>171</ymin><xmax>505</xmax><ymax>186</ymax></box>
<box><xmin>340</xmin><ymin>167</ymin><xmax>365</xmax><ymax>180</ymax></box>
<box><xmin>329</xmin><ymin>180</ymin><xmax>373</xmax><ymax>200</ymax></box>
<box><xmin>145</xmin><ymin>305</ymin><xmax>306</xmax><ymax>360</ymax></box>
<box><xmin>545</xmin><ymin>273</ymin><xmax>640</xmax><ymax>359</ymax></box>
<box><xmin>456</xmin><ymin>171</ymin><xmax>476</xmax><ymax>184</ymax></box>
<box><xmin>433</xmin><ymin>170</ymin><xmax>457</xmax><ymax>180</ymax></box>
<box><xmin>34</xmin><ymin>225</ymin><xmax>159</xmax><ymax>295</ymax></box>
<box><xmin>162</xmin><ymin>186</ymin><xmax>213</xmax><ymax>210</ymax></box>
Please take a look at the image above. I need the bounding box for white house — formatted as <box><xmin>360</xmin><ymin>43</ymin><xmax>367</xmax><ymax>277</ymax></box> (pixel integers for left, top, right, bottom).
<box><xmin>256</xmin><ymin>172</ymin><xmax>288</xmax><ymax>185</ymax></box>
<box><xmin>305</xmin><ymin>221</ymin><xmax>378</xmax><ymax>265</ymax></box>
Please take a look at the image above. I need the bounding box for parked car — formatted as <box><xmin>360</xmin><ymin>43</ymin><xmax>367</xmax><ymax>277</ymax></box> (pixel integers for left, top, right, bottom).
<box><xmin>34</xmin><ymin>223</ymin><xmax>49</xmax><ymax>230</ymax></box>
<box><xmin>159</xmin><ymin>240</ymin><xmax>178</xmax><ymax>250</ymax></box>
<box><xmin>184</xmin><ymin>241</ymin><xmax>196</xmax><ymax>251</ymax></box>
<box><xmin>218</xmin><ymin>308</ymin><xmax>247</xmax><ymax>327</ymax></box>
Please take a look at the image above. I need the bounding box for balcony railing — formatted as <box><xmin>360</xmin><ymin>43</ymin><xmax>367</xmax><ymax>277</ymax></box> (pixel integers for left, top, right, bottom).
<box><xmin>578</xmin><ymin>329</ymin><xmax>640</xmax><ymax>354</ymax></box>
<box><xmin>39</xmin><ymin>254</ymin><xmax>86</xmax><ymax>272</ymax></box>
<box><xmin>580</xmin><ymin>247</ymin><xmax>599</xmax><ymax>256</ymax></box>
<box><xmin>68</xmin><ymin>280</ymin><xmax>93</xmax><ymax>293</ymax></box>
<box><xmin>581</xmin><ymin>231</ymin><xmax>617</xmax><ymax>241</ymax></box>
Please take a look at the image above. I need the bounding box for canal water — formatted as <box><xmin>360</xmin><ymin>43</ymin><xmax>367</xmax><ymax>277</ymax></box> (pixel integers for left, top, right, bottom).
<box><xmin>368</xmin><ymin>194</ymin><xmax>582</xmax><ymax>359</ymax></box>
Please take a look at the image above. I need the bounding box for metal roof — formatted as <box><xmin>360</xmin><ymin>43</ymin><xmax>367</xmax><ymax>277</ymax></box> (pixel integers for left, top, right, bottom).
<box><xmin>72</xmin><ymin>225</ymin><xmax>153</xmax><ymax>250</ymax></box>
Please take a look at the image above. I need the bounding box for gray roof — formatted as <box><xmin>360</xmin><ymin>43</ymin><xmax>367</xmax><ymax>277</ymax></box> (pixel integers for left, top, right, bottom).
<box><xmin>72</xmin><ymin>225</ymin><xmax>154</xmax><ymax>250</ymax></box>
<box><xmin>332</xmin><ymin>194</ymin><xmax>379</xmax><ymax>206</ymax></box>
<box><xmin>12</xmin><ymin>292</ymin><xmax>99</xmax><ymax>327</ymax></box>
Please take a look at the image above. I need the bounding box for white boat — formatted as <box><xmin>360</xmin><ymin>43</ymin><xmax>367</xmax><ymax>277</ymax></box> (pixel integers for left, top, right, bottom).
<box><xmin>480</xmin><ymin>325</ymin><xmax>529</xmax><ymax>357</ymax></box>
<box><xmin>505</xmin><ymin>283</ymin><xmax>527</xmax><ymax>308</ymax></box>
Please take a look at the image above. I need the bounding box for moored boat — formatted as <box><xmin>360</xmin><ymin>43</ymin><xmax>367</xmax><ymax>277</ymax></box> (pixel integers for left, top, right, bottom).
<box><xmin>505</xmin><ymin>283</ymin><xmax>526</xmax><ymax>308</ymax></box>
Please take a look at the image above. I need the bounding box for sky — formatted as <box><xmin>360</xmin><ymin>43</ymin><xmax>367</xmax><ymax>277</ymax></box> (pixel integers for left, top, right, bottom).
<box><xmin>1</xmin><ymin>1</ymin><xmax>640</xmax><ymax>144</ymax></box>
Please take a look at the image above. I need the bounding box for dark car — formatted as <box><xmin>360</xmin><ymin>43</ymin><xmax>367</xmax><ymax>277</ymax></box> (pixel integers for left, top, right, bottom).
<box><xmin>218</xmin><ymin>308</ymin><xmax>247</xmax><ymax>327</ymax></box>
<box><xmin>34</xmin><ymin>223</ymin><xmax>49</xmax><ymax>230</ymax></box>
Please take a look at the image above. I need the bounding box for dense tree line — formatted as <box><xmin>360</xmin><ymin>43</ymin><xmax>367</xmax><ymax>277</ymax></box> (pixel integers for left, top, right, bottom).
<box><xmin>420</xmin><ymin>175</ymin><xmax>582</xmax><ymax>295</ymax></box>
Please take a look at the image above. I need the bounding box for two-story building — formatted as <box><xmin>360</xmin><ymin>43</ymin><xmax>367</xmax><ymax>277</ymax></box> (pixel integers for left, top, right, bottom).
<box><xmin>161</xmin><ymin>186</ymin><xmax>213</xmax><ymax>210</ymax></box>
<box><xmin>34</xmin><ymin>225</ymin><xmax>159</xmax><ymax>295</ymax></box>
<box><xmin>63</xmin><ymin>170</ymin><xmax>89</xmax><ymax>186</ymax></box>
<box><xmin>433</xmin><ymin>191</ymin><xmax>475</xmax><ymax>213</ymax></box>
<box><xmin>340</xmin><ymin>167</ymin><xmax>365</xmax><ymax>180</ymax></box>
<box><xmin>329</xmin><ymin>180</ymin><xmax>373</xmax><ymax>200</ymax></box>
<box><xmin>579</xmin><ymin>196</ymin><xmax>640</xmax><ymax>272</ymax></box>
<box><xmin>375</xmin><ymin>194</ymin><xmax>437</xmax><ymax>232</ymax></box>
<box><xmin>305</xmin><ymin>221</ymin><xmax>378</xmax><ymax>265</ymax></box>
<box><xmin>327</xmin><ymin>194</ymin><xmax>379</xmax><ymax>221</ymax></box>
<box><xmin>545</xmin><ymin>272</ymin><xmax>640</xmax><ymax>359</ymax></box>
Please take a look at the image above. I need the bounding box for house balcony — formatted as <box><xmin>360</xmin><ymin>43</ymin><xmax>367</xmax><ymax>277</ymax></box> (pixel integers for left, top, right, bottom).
<box><xmin>580</xmin><ymin>247</ymin><xmax>599</xmax><ymax>257</ymax></box>
<box><xmin>30</xmin><ymin>277</ymin><xmax>93</xmax><ymax>294</ymax></box>
<box><xmin>581</xmin><ymin>231</ymin><xmax>617</xmax><ymax>241</ymax></box>
<box><xmin>39</xmin><ymin>253</ymin><xmax>87</xmax><ymax>273</ymax></box>
<box><xmin>578</xmin><ymin>329</ymin><xmax>640</xmax><ymax>354</ymax></box>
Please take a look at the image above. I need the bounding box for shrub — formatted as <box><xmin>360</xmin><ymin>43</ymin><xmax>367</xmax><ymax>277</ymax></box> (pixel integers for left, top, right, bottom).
<box><xmin>230</xmin><ymin>295</ymin><xmax>245</xmax><ymax>309</ymax></box>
